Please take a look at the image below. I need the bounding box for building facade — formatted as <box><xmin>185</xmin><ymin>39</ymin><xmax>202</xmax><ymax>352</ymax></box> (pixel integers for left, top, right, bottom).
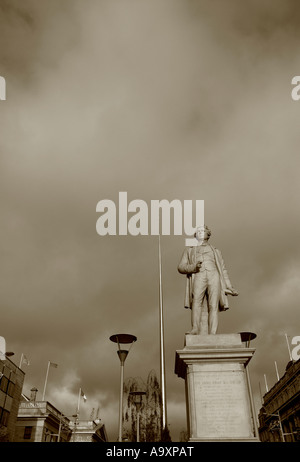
<box><xmin>0</xmin><ymin>356</ymin><xmax>25</xmax><ymax>442</ymax></box>
<box><xmin>15</xmin><ymin>394</ymin><xmax>108</xmax><ymax>442</ymax></box>
<box><xmin>258</xmin><ymin>359</ymin><xmax>300</xmax><ymax>442</ymax></box>
<box><xmin>70</xmin><ymin>419</ymin><xmax>108</xmax><ymax>442</ymax></box>
<box><xmin>15</xmin><ymin>396</ymin><xmax>72</xmax><ymax>442</ymax></box>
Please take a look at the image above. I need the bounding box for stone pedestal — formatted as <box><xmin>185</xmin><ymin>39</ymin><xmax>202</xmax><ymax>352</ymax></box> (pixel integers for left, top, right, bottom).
<box><xmin>175</xmin><ymin>334</ymin><xmax>259</xmax><ymax>442</ymax></box>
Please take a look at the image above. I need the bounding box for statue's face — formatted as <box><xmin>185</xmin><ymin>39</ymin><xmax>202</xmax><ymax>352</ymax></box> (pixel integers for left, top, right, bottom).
<box><xmin>195</xmin><ymin>227</ymin><xmax>210</xmax><ymax>241</ymax></box>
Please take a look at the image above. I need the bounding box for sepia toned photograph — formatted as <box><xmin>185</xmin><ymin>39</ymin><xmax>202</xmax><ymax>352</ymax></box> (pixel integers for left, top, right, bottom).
<box><xmin>0</xmin><ymin>0</ymin><xmax>299</xmax><ymax>449</ymax></box>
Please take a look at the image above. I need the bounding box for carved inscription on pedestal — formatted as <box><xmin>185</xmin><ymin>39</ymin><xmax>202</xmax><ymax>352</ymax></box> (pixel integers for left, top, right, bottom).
<box><xmin>193</xmin><ymin>369</ymin><xmax>252</xmax><ymax>438</ymax></box>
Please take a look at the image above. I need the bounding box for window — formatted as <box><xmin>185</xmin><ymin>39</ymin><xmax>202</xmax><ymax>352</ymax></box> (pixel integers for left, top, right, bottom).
<box><xmin>7</xmin><ymin>381</ymin><xmax>15</xmax><ymax>397</ymax></box>
<box><xmin>0</xmin><ymin>409</ymin><xmax>9</xmax><ymax>427</ymax></box>
<box><xmin>24</xmin><ymin>426</ymin><xmax>32</xmax><ymax>440</ymax></box>
<box><xmin>0</xmin><ymin>377</ymin><xmax>8</xmax><ymax>393</ymax></box>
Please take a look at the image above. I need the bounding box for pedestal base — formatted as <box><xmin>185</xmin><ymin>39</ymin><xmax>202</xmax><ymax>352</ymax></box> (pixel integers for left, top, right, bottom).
<box><xmin>175</xmin><ymin>334</ymin><xmax>259</xmax><ymax>442</ymax></box>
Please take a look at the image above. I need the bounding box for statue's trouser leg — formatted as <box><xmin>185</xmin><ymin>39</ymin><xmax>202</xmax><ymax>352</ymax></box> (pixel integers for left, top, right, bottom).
<box><xmin>191</xmin><ymin>272</ymin><xmax>208</xmax><ymax>333</ymax></box>
<box><xmin>207</xmin><ymin>271</ymin><xmax>221</xmax><ymax>334</ymax></box>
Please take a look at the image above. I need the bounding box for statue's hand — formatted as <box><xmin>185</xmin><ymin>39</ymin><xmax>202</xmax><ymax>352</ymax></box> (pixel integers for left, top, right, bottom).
<box><xmin>195</xmin><ymin>261</ymin><xmax>202</xmax><ymax>271</ymax></box>
<box><xmin>225</xmin><ymin>288</ymin><xmax>239</xmax><ymax>296</ymax></box>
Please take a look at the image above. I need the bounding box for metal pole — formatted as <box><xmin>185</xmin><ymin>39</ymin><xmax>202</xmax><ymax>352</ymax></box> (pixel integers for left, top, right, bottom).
<box><xmin>136</xmin><ymin>410</ymin><xmax>140</xmax><ymax>442</ymax></box>
<box><xmin>158</xmin><ymin>235</ymin><xmax>167</xmax><ymax>432</ymax></box>
<box><xmin>284</xmin><ymin>333</ymin><xmax>292</xmax><ymax>361</ymax></box>
<box><xmin>77</xmin><ymin>388</ymin><xmax>81</xmax><ymax>416</ymax></box>
<box><xmin>42</xmin><ymin>361</ymin><xmax>50</xmax><ymax>401</ymax></box>
<box><xmin>110</xmin><ymin>334</ymin><xmax>136</xmax><ymax>443</ymax></box>
<box><xmin>119</xmin><ymin>361</ymin><xmax>124</xmax><ymax>442</ymax></box>
<box><xmin>117</xmin><ymin>350</ymin><xmax>128</xmax><ymax>442</ymax></box>
<box><xmin>239</xmin><ymin>333</ymin><xmax>259</xmax><ymax>439</ymax></box>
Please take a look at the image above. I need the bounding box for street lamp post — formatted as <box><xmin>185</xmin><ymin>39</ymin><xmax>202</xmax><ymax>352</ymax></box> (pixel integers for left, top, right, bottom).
<box><xmin>239</xmin><ymin>331</ymin><xmax>259</xmax><ymax>439</ymax></box>
<box><xmin>130</xmin><ymin>391</ymin><xmax>146</xmax><ymax>442</ymax></box>
<box><xmin>110</xmin><ymin>334</ymin><xmax>137</xmax><ymax>442</ymax></box>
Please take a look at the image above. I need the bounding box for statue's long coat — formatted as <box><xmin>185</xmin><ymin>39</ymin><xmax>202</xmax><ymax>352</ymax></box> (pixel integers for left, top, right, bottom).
<box><xmin>177</xmin><ymin>245</ymin><xmax>233</xmax><ymax>311</ymax></box>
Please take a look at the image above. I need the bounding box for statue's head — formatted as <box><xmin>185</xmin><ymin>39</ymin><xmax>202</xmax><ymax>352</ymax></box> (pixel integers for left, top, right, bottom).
<box><xmin>194</xmin><ymin>225</ymin><xmax>211</xmax><ymax>240</ymax></box>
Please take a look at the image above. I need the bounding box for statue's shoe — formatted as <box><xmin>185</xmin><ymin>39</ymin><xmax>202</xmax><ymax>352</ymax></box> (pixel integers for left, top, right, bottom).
<box><xmin>186</xmin><ymin>329</ymin><xmax>198</xmax><ymax>335</ymax></box>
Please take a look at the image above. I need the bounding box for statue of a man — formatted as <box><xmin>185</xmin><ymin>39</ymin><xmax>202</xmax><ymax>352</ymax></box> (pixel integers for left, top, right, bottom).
<box><xmin>178</xmin><ymin>225</ymin><xmax>238</xmax><ymax>335</ymax></box>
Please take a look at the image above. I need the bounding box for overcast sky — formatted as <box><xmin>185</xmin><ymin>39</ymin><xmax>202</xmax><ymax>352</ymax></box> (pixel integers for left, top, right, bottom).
<box><xmin>1</xmin><ymin>0</ymin><xmax>300</xmax><ymax>441</ymax></box>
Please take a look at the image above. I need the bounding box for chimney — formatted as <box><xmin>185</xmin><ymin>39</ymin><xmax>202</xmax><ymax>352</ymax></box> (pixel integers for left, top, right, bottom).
<box><xmin>30</xmin><ymin>387</ymin><xmax>38</xmax><ymax>403</ymax></box>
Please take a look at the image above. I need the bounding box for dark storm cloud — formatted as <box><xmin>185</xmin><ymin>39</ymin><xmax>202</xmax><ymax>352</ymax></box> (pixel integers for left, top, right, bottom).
<box><xmin>1</xmin><ymin>0</ymin><xmax>300</xmax><ymax>440</ymax></box>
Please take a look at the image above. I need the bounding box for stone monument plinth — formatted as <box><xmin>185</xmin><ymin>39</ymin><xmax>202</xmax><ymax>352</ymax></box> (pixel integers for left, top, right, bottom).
<box><xmin>175</xmin><ymin>333</ymin><xmax>259</xmax><ymax>442</ymax></box>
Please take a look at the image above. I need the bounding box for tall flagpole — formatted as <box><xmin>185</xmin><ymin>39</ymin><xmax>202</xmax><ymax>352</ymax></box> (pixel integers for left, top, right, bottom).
<box><xmin>19</xmin><ymin>353</ymin><xmax>24</xmax><ymax>369</ymax></box>
<box><xmin>158</xmin><ymin>235</ymin><xmax>167</xmax><ymax>432</ymax></box>
<box><xmin>77</xmin><ymin>388</ymin><xmax>81</xmax><ymax>416</ymax></box>
<box><xmin>42</xmin><ymin>361</ymin><xmax>50</xmax><ymax>401</ymax></box>
<box><xmin>284</xmin><ymin>333</ymin><xmax>292</xmax><ymax>361</ymax></box>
